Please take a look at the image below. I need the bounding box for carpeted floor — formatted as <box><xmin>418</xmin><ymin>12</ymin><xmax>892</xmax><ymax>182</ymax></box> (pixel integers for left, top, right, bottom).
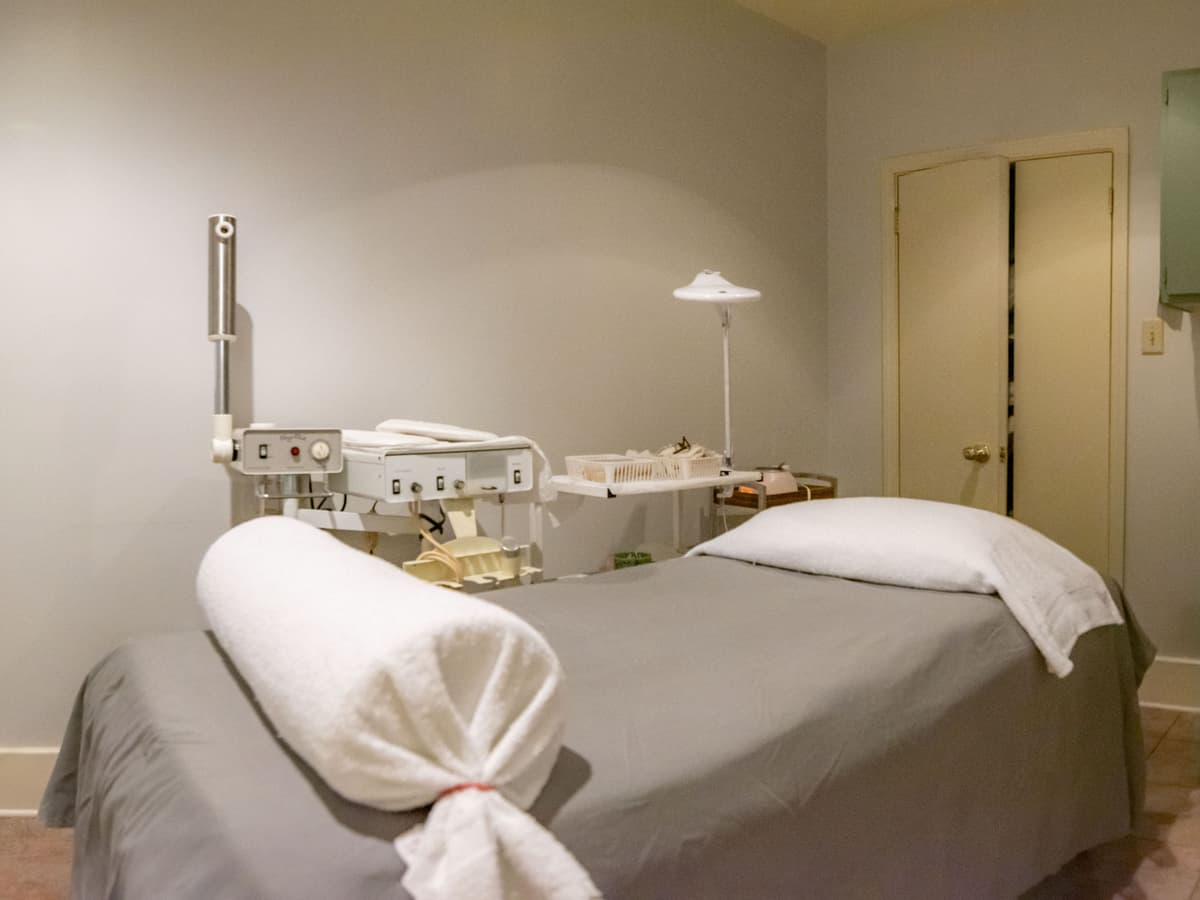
<box><xmin>0</xmin><ymin>817</ymin><xmax>71</xmax><ymax>900</ymax></box>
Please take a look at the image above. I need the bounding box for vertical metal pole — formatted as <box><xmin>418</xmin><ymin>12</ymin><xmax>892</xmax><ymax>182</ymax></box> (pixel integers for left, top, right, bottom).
<box><xmin>208</xmin><ymin>217</ymin><xmax>237</xmax><ymax>335</ymax></box>
<box><xmin>214</xmin><ymin>339</ymin><xmax>230</xmax><ymax>416</ymax></box>
<box><xmin>209</xmin><ymin>214</ymin><xmax>237</xmax><ymax>461</ymax></box>
<box><xmin>720</xmin><ymin>304</ymin><xmax>732</xmax><ymax>469</ymax></box>
<box><xmin>208</xmin><ymin>214</ymin><xmax>237</xmax><ymax>415</ymax></box>
<box><xmin>673</xmin><ymin>492</ymin><xmax>683</xmax><ymax>554</ymax></box>
<box><xmin>281</xmin><ymin>476</ymin><xmax>302</xmax><ymax>518</ymax></box>
<box><xmin>528</xmin><ymin>501</ymin><xmax>544</xmax><ymax>582</ymax></box>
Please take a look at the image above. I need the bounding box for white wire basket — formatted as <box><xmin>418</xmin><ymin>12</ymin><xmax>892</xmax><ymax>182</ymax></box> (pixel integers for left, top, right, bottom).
<box><xmin>565</xmin><ymin>453</ymin><xmax>722</xmax><ymax>483</ymax></box>
<box><xmin>566</xmin><ymin>454</ymin><xmax>658</xmax><ymax>483</ymax></box>
<box><xmin>655</xmin><ymin>453</ymin><xmax>722</xmax><ymax>480</ymax></box>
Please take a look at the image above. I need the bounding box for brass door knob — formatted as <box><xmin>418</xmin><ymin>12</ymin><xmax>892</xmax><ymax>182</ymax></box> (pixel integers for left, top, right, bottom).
<box><xmin>962</xmin><ymin>444</ymin><xmax>991</xmax><ymax>463</ymax></box>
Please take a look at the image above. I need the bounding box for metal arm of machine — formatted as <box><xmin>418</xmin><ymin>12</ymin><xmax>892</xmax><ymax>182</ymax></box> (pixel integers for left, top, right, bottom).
<box><xmin>208</xmin><ymin>214</ymin><xmax>237</xmax><ymax>463</ymax></box>
<box><xmin>205</xmin><ymin>215</ymin><xmax>342</xmax><ymax>481</ymax></box>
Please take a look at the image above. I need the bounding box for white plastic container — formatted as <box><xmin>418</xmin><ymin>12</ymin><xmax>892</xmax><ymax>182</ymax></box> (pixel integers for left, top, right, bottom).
<box><xmin>565</xmin><ymin>452</ymin><xmax>721</xmax><ymax>483</ymax></box>
<box><xmin>566</xmin><ymin>454</ymin><xmax>658</xmax><ymax>483</ymax></box>
<box><xmin>655</xmin><ymin>454</ymin><xmax>722</xmax><ymax>480</ymax></box>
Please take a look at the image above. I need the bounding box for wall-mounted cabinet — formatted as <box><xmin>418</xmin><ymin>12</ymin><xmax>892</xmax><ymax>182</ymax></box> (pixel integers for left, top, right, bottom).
<box><xmin>1161</xmin><ymin>68</ymin><xmax>1200</xmax><ymax>311</ymax></box>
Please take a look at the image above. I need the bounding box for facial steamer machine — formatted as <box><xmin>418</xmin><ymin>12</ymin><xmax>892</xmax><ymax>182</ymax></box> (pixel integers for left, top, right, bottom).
<box><xmin>206</xmin><ymin>215</ymin><xmax>543</xmax><ymax>589</ymax></box>
<box><xmin>207</xmin><ymin>214</ymin><xmax>345</xmax><ymax>497</ymax></box>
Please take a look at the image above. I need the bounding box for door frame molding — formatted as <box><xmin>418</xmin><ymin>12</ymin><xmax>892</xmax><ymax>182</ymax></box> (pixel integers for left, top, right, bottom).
<box><xmin>880</xmin><ymin>127</ymin><xmax>1129</xmax><ymax>580</ymax></box>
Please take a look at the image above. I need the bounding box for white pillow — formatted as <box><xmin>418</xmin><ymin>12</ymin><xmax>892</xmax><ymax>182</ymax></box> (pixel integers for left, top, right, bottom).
<box><xmin>688</xmin><ymin>497</ymin><xmax>1121</xmax><ymax>677</ymax></box>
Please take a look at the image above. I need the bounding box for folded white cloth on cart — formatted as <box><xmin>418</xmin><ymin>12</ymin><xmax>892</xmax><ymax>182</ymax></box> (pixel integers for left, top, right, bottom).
<box><xmin>341</xmin><ymin>428</ymin><xmax>440</xmax><ymax>449</ymax></box>
<box><xmin>197</xmin><ymin>516</ymin><xmax>597</xmax><ymax>900</ymax></box>
<box><xmin>689</xmin><ymin>497</ymin><xmax>1122</xmax><ymax>677</ymax></box>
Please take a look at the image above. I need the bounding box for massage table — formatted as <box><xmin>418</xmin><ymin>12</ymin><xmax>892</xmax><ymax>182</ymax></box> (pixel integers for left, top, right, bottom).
<box><xmin>42</xmin><ymin>555</ymin><xmax>1152</xmax><ymax>899</ymax></box>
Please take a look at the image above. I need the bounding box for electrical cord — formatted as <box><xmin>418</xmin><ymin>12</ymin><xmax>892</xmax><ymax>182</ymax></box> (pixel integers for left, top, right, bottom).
<box><xmin>409</xmin><ymin>498</ymin><xmax>463</xmax><ymax>584</ymax></box>
<box><xmin>419</xmin><ymin>509</ymin><xmax>446</xmax><ymax>535</ymax></box>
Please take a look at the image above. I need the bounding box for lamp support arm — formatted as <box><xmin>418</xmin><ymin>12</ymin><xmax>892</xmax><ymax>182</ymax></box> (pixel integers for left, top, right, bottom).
<box><xmin>718</xmin><ymin>303</ymin><xmax>732</xmax><ymax>468</ymax></box>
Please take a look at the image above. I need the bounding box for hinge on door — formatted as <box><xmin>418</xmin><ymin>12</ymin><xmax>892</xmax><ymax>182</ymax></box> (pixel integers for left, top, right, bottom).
<box><xmin>893</xmin><ymin>205</ymin><xmax>900</xmax><ymax>235</ymax></box>
<box><xmin>1164</xmin><ymin>85</ymin><xmax>1170</xmax><ymax>105</ymax></box>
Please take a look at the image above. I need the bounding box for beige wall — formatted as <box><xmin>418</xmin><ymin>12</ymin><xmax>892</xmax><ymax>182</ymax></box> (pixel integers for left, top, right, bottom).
<box><xmin>0</xmin><ymin>1</ymin><xmax>827</xmax><ymax>744</ymax></box>
<box><xmin>826</xmin><ymin>0</ymin><xmax>1200</xmax><ymax>656</ymax></box>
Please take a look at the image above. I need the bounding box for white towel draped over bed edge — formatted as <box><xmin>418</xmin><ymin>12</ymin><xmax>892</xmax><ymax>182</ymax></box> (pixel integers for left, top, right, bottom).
<box><xmin>196</xmin><ymin>516</ymin><xmax>598</xmax><ymax>900</ymax></box>
<box><xmin>689</xmin><ymin>496</ymin><xmax>1122</xmax><ymax>677</ymax></box>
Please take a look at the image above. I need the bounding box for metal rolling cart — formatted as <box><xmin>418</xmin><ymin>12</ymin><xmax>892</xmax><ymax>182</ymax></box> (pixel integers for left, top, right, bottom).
<box><xmin>551</xmin><ymin>469</ymin><xmax>764</xmax><ymax>554</ymax></box>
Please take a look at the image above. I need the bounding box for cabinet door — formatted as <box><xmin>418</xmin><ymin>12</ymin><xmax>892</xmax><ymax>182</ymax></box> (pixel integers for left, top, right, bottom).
<box><xmin>896</xmin><ymin>157</ymin><xmax>1009</xmax><ymax>512</ymax></box>
<box><xmin>1162</xmin><ymin>68</ymin><xmax>1200</xmax><ymax>307</ymax></box>
<box><xmin>1013</xmin><ymin>153</ymin><xmax>1113</xmax><ymax>573</ymax></box>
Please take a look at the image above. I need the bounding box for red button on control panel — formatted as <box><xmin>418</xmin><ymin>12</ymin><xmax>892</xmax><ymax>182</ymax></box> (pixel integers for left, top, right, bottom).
<box><xmin>290</xmin><ymin>446</ymin><xmax>300</xmax><ymax>457</ymax></box>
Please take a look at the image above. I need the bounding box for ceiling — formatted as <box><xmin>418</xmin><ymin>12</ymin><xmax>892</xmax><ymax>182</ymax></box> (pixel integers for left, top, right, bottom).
<box><xmin>734</xmin><ymin>0</ymin><xmax>1005</xmax><ymax>44</ymax></box>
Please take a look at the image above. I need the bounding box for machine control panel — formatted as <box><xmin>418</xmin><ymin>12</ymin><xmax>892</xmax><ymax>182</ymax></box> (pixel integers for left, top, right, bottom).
<box><xmin>331</xmin><ymin>445</ymin><xmax>533</xmax><ymax>503</ymax></box>
<box><xmin>232</xmin><ymin>427</ymin><xmax>344</xmax><ymax>475</ymax></box>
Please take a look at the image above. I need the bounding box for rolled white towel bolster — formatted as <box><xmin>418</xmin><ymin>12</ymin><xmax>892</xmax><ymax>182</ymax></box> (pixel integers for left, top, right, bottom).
<box><xmin>196</xmin><ymin>516</ymin><xmax>599</xmax><ymax>900</ymax></box>
<box><xmin>397</xmin><ymin>788</ymin><xmax>598</xmax><ymax>899</ymax></box>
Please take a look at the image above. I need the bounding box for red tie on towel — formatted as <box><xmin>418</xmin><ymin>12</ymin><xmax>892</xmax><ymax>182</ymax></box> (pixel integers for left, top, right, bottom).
<box><xmin>438</xmin><ymin>783</ymin><xmax>495</xmax><ymax>799</ymax></box>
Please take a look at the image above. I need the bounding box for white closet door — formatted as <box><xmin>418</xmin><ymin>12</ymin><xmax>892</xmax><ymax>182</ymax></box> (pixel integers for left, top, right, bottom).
<box><xmin>896</xmin><ymin>157</ymin><xmax>1009</xmax><ymax>512</ymax></box>
<box><xmin>1012</xmin><ymin>153</ymin><xmax>1113</xmax><ymax>573</ymax></box>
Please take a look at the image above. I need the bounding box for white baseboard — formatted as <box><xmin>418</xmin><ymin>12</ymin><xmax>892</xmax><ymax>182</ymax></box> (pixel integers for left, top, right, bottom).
<box><xmin>1139</xmin><ymin>655</ymin><xmax>1200</xmax><ymax>712</ymax></box>
<box><xmin>0</xmin><ymin>747</ymin><xmax>59</xmax><ymax>815</ymax></box>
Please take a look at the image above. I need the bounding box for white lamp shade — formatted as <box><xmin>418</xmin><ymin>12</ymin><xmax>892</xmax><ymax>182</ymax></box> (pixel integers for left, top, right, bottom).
<box><xmin>673</xmin><ymin>270</ymin><xmax>761</xmax><ymax>303</ymax></box>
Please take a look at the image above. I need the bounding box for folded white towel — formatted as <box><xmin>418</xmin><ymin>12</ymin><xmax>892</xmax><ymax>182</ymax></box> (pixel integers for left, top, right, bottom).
<box><xmin>341</xmin><ymin>428</ymin><xmax>442</xmax><ymax>450</ymax></box>
<box><xmin>197</xmin><ymin>516</ymin><xmax>598</xmax><ymax>900</ymax></box>
<box><xmin>375</xmin><ymin>418</ymin><xmax>501</xmax><ymax>443</ymax></box>
<box><xmin>689</xmin><ymin>497</ymin><xmax>1122</xmax><ymax>677</ymax></box>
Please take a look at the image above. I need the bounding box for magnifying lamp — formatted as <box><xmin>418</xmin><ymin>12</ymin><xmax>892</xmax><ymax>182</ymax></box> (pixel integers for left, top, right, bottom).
<box><xmin>674</xmin><ymin>270</ymin><xmax>761</xmax><ymax>469</ymax></box>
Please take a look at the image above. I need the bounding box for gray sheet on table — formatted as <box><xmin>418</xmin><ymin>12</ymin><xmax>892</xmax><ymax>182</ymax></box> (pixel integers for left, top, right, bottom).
<box><xmin>43</xmin><ymin>557</ymin><xmax>1152</xmax><ymax>900</ymax></box>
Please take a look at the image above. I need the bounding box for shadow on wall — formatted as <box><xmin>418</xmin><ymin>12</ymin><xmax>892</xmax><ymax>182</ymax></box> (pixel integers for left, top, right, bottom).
<box><xmin>227</xmin><ymin>305</ymin><xmax>258</xmax><ymax>527</ymax></box>
<box><xmin>247</xmin><ymin>158</ymin><xmax>818</xmax><ymax>462</ymax></box>
<box><xmin>0</xmin><ymin>0</ymin><xmax>830</xmax><ymax>742</ymax></box>
<box><xmin>165</xmin><ymin>0</ymin><xmax>822</xmax><ymax>263</ymax></box>
<box><xmin>615</xmin><ymin>504</ymin><xmax>649</xmax><ymax>559</ymax></box>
